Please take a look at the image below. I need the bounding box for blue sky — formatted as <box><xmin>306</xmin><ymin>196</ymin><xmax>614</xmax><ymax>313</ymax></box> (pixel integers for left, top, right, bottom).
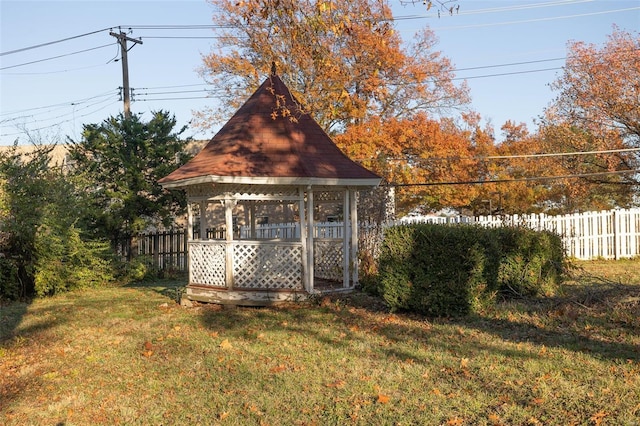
<box><xmin>1</xmin><ymin>0</ymin><xmax>638</xmax><ymax>146</ymax></box>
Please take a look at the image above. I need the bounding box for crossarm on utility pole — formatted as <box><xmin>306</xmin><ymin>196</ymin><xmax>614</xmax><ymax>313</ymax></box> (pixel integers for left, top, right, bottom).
<box><xmin>109</xmin><ymin>31</ymin><xmax>143</xmax><ymax>119</ymax></box>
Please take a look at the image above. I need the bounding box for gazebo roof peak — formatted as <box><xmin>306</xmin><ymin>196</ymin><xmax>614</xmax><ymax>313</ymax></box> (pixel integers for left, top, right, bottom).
<box><xmin>159</xmin><ymin>69</ymin><xmax>380</xmax><ymax>189</ymax></box>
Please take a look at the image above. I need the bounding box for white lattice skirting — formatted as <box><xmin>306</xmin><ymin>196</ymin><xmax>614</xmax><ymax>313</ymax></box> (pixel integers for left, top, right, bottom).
<box><xmin>189</xmin><ymin>242</ymin><xmax>226</xmax><ymax>287</ymax></box>
<box><xmin>314</xmin><ymin>239</ymin><xmax>344</xmax><ymax>282</ymax></box>
<box><xmin>233</xmin><ymin>242</ymin><xmax>303</xmax><ymax>290</ymax></box>
<box><xmin>189</xmin><ymin>241</ymin><xmax>303</xmax><ymax>290</ymax></box>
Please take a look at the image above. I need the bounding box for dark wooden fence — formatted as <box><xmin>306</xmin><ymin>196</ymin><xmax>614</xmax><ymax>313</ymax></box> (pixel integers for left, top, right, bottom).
<box><xmin>115</xmin><ymin>228</ymin><xmax>226</xmax><ymax>272</ymax></box>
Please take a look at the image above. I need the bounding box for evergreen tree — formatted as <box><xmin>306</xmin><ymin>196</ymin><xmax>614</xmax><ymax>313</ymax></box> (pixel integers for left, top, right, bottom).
<box><xmin>69</xmin><ymin>111</ymin><xmax>192</xmax><ymax>243</ymax></box>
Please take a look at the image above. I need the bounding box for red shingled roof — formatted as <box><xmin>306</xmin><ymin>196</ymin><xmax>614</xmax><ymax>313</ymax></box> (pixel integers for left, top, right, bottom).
<box><xmin>159</xmin><ymin>73</ymin><xmax>380</xmax><ymax>188</ymax></box>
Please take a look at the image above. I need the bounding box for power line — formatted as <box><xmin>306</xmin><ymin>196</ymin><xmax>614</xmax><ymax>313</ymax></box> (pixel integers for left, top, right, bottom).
<box><xmin>0</xmin><ymin>27</ymin><xmax>112</xmax><ymax>56</ymax></box>
<box><xmin>136</xmin><ymin>96</ymin><xmax>213</xmax><ymax>102</ymax></box>
<box><xmin>138</xmin><ymin>36</ymin><xmax>227</xmax><ymax>40</ymax></box>
<box><xmin>452</xmin><ymin>66</ymin><xmax>562</xmax><ymax>81</ymax></box>
<box><xmin>135</xmin><ymin>83</ymin><xmax>212</xmax><ymax>90</ymax></box>
<box><xmin>0</xmin><ymin>99</ymin><xmax>120</xmax><ymax>138</ymax></box>
<box><xmin>485</xmin><ymin>147</ymin><xmax>640</xmax><ymax>160</ymax></box>
<box><xmin>0</xmin><ymin>90</ymin><xmax>119</xmax><ymax>117</ymax></box>
<box><xmin>124</xmin><ymin>24</ymin><xmax>232</xmax><ymax>30</ymax></box>
<box><xmin>1</xmin><ymin>62</ymin><xmax>114</xmax><ymax>76</ymax></box>
<box><xmin>0</xmin><ymin>43</ymin><xmax>114</xmax><ymax>71</ymax></box>
<box><xmin>392</xmin><ymin>169</ymin><xmax>640</xmax><ymax>187</ymax></box>
<box><xmin>454</xmin><ymin>57</ymin><xmax>565</xmax><ymax>72</ymax></box>
<box><xmin>427</xmin><ymin>7</ymin><xmax>640</xmax><ymax>31</ymax></box>
<box><xmin>133</xmin><ymin>89</ymin><xmax>211</xmax><ymax>96</ymax></box>
<box><xmin>362</xmin><ymin>147</ymin><xmax>640</xmax><ymax>163</ymax></box>
<box><xmin>395</xmin><ymin>0</ymin><xmax>594</xmax><ymax>20</ymax></box>
<box><xmin>12</xmin><ymin>97</ymin><xmax>117</xmax><ymax>127</ymax></box>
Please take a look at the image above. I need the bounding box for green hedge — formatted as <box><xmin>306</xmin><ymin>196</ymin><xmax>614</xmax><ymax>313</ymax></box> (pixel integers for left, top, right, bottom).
<box><xmin>371</xmin><ymin>224</ymin><xmax>566</xmax><ymax>316</ymax></box>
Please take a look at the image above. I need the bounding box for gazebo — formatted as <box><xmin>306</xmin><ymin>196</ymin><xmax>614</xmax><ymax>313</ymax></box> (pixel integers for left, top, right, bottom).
<box><xmin>159</xmin><ymin>67</ymin><xmax>381</xmax><ymax>305</ymax></box>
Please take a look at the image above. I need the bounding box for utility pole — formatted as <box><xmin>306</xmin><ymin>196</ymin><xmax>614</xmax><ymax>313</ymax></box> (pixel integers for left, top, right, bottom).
<box><xmin>110</xmin><ymin>30</ymin><xmax>143</xmax><ymax>119</ymax></box>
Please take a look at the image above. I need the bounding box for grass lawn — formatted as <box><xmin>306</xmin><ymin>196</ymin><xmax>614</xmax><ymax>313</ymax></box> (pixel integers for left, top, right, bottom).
<box><xmin>1</xmin><ymin>259</ymin><xmax>639</xmax><ymax>425</ymax></box>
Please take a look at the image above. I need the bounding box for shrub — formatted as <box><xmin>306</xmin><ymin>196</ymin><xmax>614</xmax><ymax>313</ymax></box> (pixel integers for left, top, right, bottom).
<box><xmin>0</xmin><ymin>256</ymin><xmax>20</xmax><ymax>301</ymax></box>
<box><xmin>121</xmin><ymin>255</ymin><xmax>154</xmax><ymax>282</ymax></box>
<box><xmin>373</xmin><ymin>224</ymin><xmax>566</xmax><ymax>316</ymax></box>
<box><xmin>34</xmin><ymin>224</ymin><xmax>116</xmax><ymax>296</ymax></box>
<box><xmin>1</xmin><ymin>144</ymin><xmax>118</xmax><ymax>299</ymax></box>
<box><xmin>494</xmin><ymin>227</ymin><xmax>565</xmax><ymax>297</ymax></box>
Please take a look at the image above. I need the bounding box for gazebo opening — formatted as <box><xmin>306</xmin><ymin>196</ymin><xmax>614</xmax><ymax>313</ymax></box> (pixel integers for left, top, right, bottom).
<box><xmin>159</xmin><ymin>68</ymin><xmax>381</xmax><ymax>305</ymax></box>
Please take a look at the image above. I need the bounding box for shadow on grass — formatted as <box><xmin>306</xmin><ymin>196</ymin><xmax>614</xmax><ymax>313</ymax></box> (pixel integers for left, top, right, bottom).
<box><xmin>0</xmin><ymin>300</ymin><xmax>30</xmax><ymax>343</ymax></box>
<box><xmin>195</xmin><ymin>283</ymin><xmax>640</xmax><ymax>363</ymax></box>
<box><xmin>124</xmin><ymin>277</ymin><xmax>187</xmax><ymax>302</ymax></box>
<box><xmin>0</xmin><ymin>299</ymin><xmax>34</xmax><ymax>415</ymax></box>
<box><xmin>458</xmin><ymin>314</ymin><xmax>639</xmax><ymax>361</ymax></box>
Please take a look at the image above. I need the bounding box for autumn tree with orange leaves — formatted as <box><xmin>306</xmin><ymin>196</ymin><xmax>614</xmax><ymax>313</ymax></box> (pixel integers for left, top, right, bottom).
<box><xmin>484</xmin><ymin>121</ymin><xmax>571</xmax><ymax>214</ymax></box>
<box><xmin>196</xmin><ymin>0</ymin><xmax>469</xmax><ymax>134</ymax></box>
<box><xmin>473</xmin><ymin>28</ymin><xmax>639</xmax><ymax>215</ymax></box>
<box><xmin>335</xmin><ymin>112</ymin><xmax>488</xmax><ymax>213</ymax></box>
<box><xmin>541</xmin><ymin>27</ymin><xmax>640</xmax><ymax>203</ymax></box>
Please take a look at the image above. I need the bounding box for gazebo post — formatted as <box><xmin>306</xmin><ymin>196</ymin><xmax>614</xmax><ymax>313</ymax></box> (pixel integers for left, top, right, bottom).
<box><xmin>224</xmin><ymin>197</ymin><xmax>234</xmax><ymax>289</ymax></box>
<box><xmin>186</xmin><ymin>202</ymin><xmax>193</xmax><ymax>241</ymax></box>
<box><xmin>342</xmin><ymin>189</ymin><xmax>350</xmax><ymax>288</ymax></box>
<box><xmin>306</xmin><ymin>187</ymin><xmax>315</xmax><ymax>292</ymax></box>
<box><xmin>298</xmin><ymin>186</ymin><xmax>308</xmax><ymax>292</ymax></box>
<box><xmin>349</xmin><ymin>189</ymin><xmax>359</xmax><ymax>286</ymax></box>
<box><xmin>186</xmin><ymin>202</ymin><xmax>193</xmax><ymax>284</ymax></box>
<box><xmin>199</xmin><ymin>200</ymin><xmax>208</xmax><ymax>240</ymax></box>
<box><xmin>249</xmin><ymin>200</ymin><xmax>257</xmax><ymax>239</ymax></box>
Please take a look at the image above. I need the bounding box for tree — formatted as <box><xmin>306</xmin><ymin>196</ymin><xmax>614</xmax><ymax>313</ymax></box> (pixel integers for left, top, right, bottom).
<box><xmin>484</xmin><ymin>122</ymin><xmax>563</xmax><ymax>214</ymax></box>
<box><xmin>335</xmin><ymin>112</ymin><xmax>482</xmax><ymax>214</ymax></box>
<box><xmin>196</xmin><ymin>0</ymin><xmax>470</xmax><ymax>134</ymax></box>
<box><xmin>0</xmin><ymin>144</ymin><xmax>114</xmax><ymax>299</ymax></box>
<box><xmin>538</xmin><ymin>124</ymin><xmax>635</xmax><ymax>211</ymax></box>
<box><xmin>543</xmin><ymin>27</ymin><xmax>640</xmax><ymax>192</ymax></box>
<box><xmin>0</xmin><ymin>145</ymin><xmax>52</xmax><ymax>298</ymax></box>
<box><xmin>474</xmin><ymin>120</ymin><xmax>634</xmax><ymax>214</ymax></box>
<box><xmin>69</xmin><ymin>111</ymin><xmax>191</xmax><ymax>243</ymax></box>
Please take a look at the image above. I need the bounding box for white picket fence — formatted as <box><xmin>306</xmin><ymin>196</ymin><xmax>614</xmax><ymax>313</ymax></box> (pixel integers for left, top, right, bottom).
<box><xmin>241</xmin><ymin>208</ymin><xmax>640</xmax><ymax>260</ymax></box>
<box><xmin>475</xmin><ymin>209</ymin><xmax>640</xmax><ymax>260</ymax></box>
<box><xmin>381</xmin><ymin>208</ymin><xmax>640</xmax><ymax>260</ymax></box>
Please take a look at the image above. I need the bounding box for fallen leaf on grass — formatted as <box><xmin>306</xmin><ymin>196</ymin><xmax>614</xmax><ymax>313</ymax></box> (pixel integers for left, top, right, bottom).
<box><xmin>325</xmin><ymin>380</ymin><xmax>346</xmax><ymax>388</ymax></box>
<box><xmin>488</xmin><ymin>413</ymin><xmax>503</xmax><ymax>426</ymax></box>
<box><xmin>447</xmin><ymin>417</ymin><xmax>464</xmax><ymax>426</ymax></box>
<box><xmin>244</xmin><ymin>403</ymin><xmax>264</xmax><ymax>416</ymax></box>
<box><xmin>269</xmin><ymin>364</ymin><xmax>287</xmax><ymax>373</ymax></box>
<box><xmin>376</xmin><ymin>394</ymin><xmax>390</xmax><ymax>404</ymax></box>
<box><xmin>143</xmin><ymin>341</ymin><xmax>153</xmax><ymax>351</ymax></box>
<box><xmin>590</xmin><ymin>411</ymin><xmax>608</xmax><ymax>425</ymax></box>
<box><xmin>142</xmin><ymin>350</ymin><xmax>153</xmax><ymax>358</ymax></box>
<box><xmin>219</xmin><ymin>339</ymin><xmax>233</xmax><ymax>350</ymax></box>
